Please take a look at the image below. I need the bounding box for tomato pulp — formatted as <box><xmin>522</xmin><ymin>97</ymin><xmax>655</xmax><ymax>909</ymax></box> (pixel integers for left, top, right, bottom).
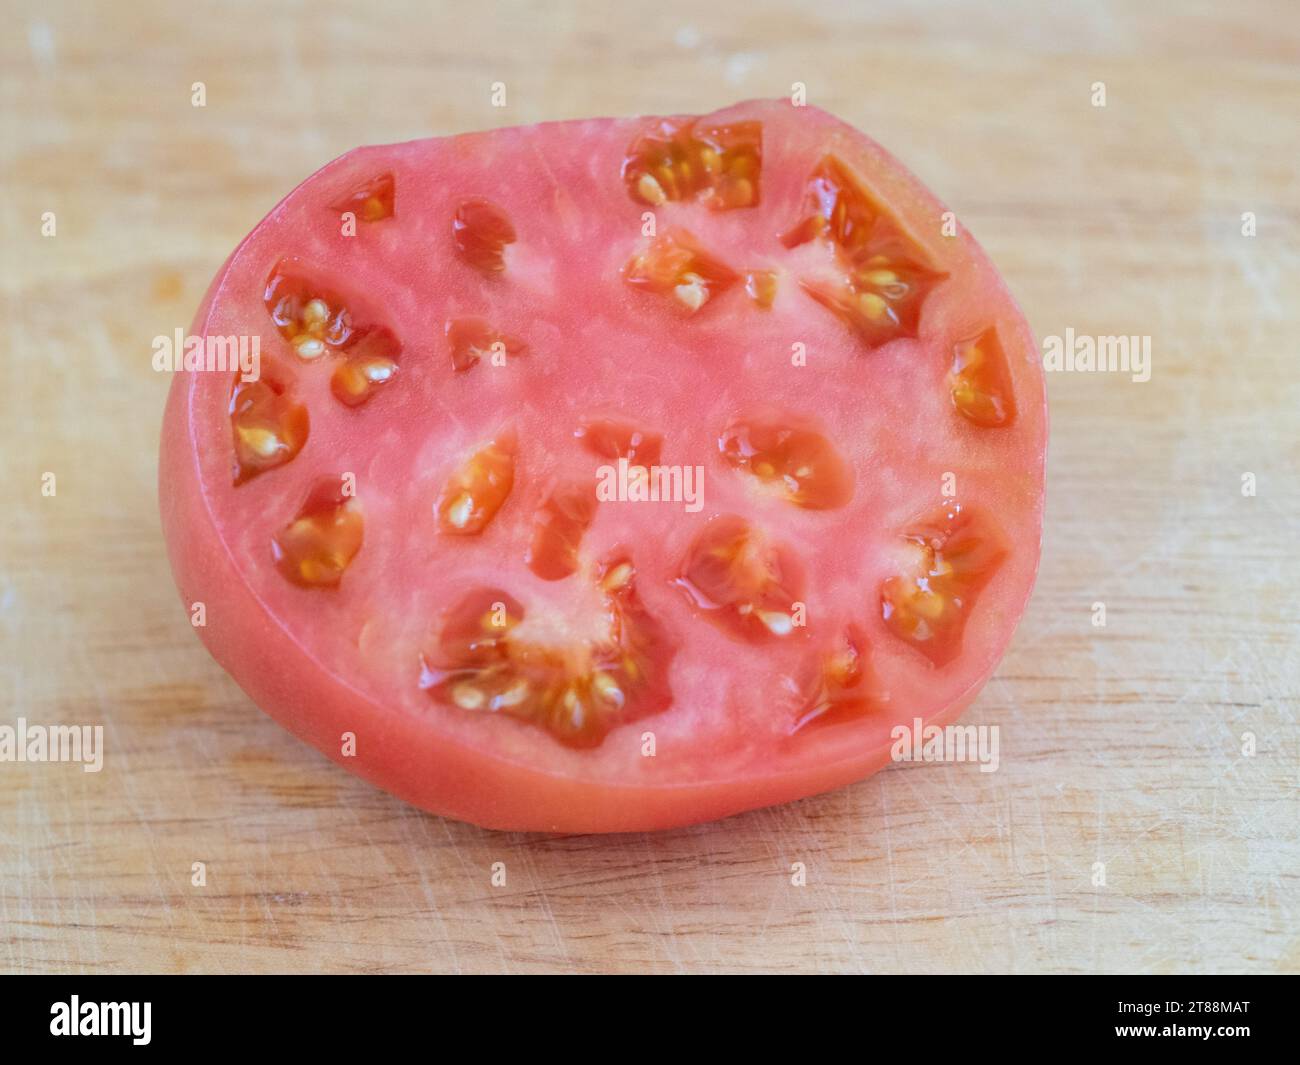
<box><xmin>159</xmin><ymin>100</ymin><xmax>1046</xmax><ymax>832</ymax></box>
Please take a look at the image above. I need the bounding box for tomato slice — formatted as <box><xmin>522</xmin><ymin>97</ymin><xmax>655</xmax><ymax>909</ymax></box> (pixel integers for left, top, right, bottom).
<box><xmin>160</xmin><ymin>99</ymin><xmax>1046</xmax><ymax>832</ymax></box>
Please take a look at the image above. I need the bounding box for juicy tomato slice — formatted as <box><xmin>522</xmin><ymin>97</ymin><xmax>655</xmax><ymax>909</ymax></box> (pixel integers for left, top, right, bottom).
<box><xmin>160</xmin><ymin>99</ymin><xmax>1046</xmax><ymax>832</ymax></box>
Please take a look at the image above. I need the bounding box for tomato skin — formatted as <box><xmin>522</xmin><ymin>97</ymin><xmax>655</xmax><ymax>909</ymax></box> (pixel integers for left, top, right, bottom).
<box><xmin>160</xmin><ymin>100</ymin><xmax>1046</xmax><ymax>833</ymax></box>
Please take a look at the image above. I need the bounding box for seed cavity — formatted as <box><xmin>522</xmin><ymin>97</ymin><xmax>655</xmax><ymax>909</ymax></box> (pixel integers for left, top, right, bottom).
<box><xmin>263</xmin><ymin>260</ymin><xmax>403</xmax><ymax>402</ymax></box>
<box><xmin>880</xmin><ymin>502</ymin><xmax>1006</xmax><ymax>666</ymax></box>
<box><xmin>675</xmin><ymin>515</ymin><xmax>804</xmax><ymax>643</ymax></box>
<box><xmin>575</xmin><ymin>417</ymin><xmax>662</xmax><ymax>467</ymax></box>
<box><xmin>435</xmin><ymin>432</ymin><xmax>516</xmax><ymax>536</ymax></box>
<box><xmin>949</xmin><ymin>326</ymin><xmax>1017</xmax><ymax>428</ymax></box>
<box><xmin>329</xmin><ymin>172</ymin><xmax>395</xmax><ymax>222</ymax></box>
<box><xmin>623</xmin><ymin>229</ymin><xmax>738</xmax><ymax>313</ymax></box>
<box><xmin>744</xmin><ymin>269</ymin><xmax>778</xmax><ymax>308</ymax></box>
<box><xmin>271</xmin><ymin>478</ymin><xmax>364</xmax><ymax>588</ymax></box>
<box><xmin>782</xmin><ymin>156</ymin><xmax>947</xmax><ymax>347</ymax></box>
<box><xmin>419</xmin><ymin>556</ymin><xmax>675</xmax><ymax>747</ymax></box>
<box><xmin>445</xmin><ymin>317</ymin><xmax>526</xmax><ymax>373</ymax></box>
<box><xmin>718</xmin><ymin>414</ymin><xmax>853</xmax><ymax>509</ymax></box>
<box><xmin>526</xmin><ymin>483</ymin><xmax>597</xmax><ymax>581</ymax></box>
<box><xmin>230</xmin><ymin>376</ymin><xmax>309</xmax><ymax>484</ymax></box>
<box><xmin>791</xmin><ymin>625</ymin><xmax>880</xmax><ymax>733</ymax></box>
<box><xmin>452</xmin><ymin>198</ymin><xmax>517</xmax><ymax>274</ymax></box>
<box><xmin>265</xmin><ymin>262</ymin><xmax>354</xmax><ymax>357</ymax></box>
<box><xmin>622</xmin><ymin>119</ymin><xmax>762</xmax><ymax>211</ymax></box>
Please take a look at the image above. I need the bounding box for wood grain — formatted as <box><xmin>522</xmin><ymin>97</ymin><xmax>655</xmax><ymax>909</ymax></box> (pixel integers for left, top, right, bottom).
<box><xmin>1</xmin><ymin>0</ymin><xmax>1297</xmax><ymax>974</ymax></box>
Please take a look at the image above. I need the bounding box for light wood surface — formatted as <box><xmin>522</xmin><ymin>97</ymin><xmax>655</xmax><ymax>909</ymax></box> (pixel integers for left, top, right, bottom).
<box><xmin>2</xmin><ymin>0</ymin><xmax>1298</xmax><ymax>974</ymax></box>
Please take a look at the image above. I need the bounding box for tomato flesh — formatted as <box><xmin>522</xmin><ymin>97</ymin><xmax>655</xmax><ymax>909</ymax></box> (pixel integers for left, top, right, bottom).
<box><xmin>160</xmin><ymin>100</ymin><xmax>1046</xmax><ymax>832</ymax></box>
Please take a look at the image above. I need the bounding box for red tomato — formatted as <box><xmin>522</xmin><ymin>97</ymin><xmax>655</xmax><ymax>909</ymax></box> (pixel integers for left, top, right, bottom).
<box><xmin>159</xmin><ymin>100</ymin><xmax>1046</xmax><ymax>832</ymax></box>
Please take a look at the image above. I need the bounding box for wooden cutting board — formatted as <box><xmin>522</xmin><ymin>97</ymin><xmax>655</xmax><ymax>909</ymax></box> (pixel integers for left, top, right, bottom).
<box><xmin>2</xmin><ymin>0</ymin><xmax>1297</xmax><ymax>974</ymax></box>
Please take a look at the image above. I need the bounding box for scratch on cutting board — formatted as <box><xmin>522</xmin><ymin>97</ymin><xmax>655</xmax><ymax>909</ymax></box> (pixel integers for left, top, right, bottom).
<box><xmin>515</xmin><ymin>839</ymin><xmax>568</xmax><ymax>969</ymax></box>
<box><xmin>395</xmin><ymin>811</ymin><xmax>464</xmax><ymax>975</ymax></box>
<box><xmin>877</xmin><ymin>771</ymin><xmax>903</xmax><ymax>967</ymax></box>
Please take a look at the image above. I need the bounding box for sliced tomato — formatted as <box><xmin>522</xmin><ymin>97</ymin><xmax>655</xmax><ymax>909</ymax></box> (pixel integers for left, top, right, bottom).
<box><xmin>160</xmin><ymin>99</ymin><xmax>1046</xmax><ymax>832</ymax></box>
